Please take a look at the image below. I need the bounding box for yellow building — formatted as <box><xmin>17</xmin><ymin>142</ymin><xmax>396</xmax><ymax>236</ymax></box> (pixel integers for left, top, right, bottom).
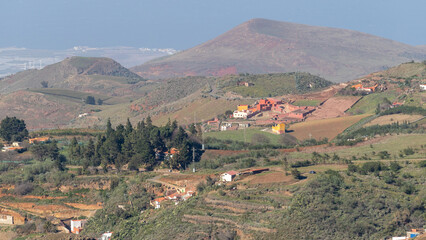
<box><xmin>272</xmin><ymin>123</ymin><xmax>286</xmax><ymax>134</ymax></box>
<box><xmin>237</xmin><ymin>105</ymin><xmax>249</xmax><ymax>111</ymax></box>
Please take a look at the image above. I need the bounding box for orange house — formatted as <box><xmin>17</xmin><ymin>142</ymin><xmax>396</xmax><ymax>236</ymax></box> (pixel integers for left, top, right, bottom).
<box><xmin>29</xmin><ymin>137</ymin><xmax>50</xmax><ymax>144</ymax></box>
<box><xmin>237</xmin><ymin>105</ymin><xmax>249</xmax><ymax>111</ymax></box>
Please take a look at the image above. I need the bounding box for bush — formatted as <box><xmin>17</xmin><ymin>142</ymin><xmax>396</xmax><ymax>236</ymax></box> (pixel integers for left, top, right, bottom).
<box><xmin>402</xmin><ymin>147</ymin><xmax>415</xmax><ymax>156</ymax></box>
<box><xmin>291</xmin><ymin>169</ymin><xmax>302</xmax><ymax>179</ymax></box>
<box><xmin>347</xmin><ymin>164</ymin><xmax>358</xmax><ymax>173</ymax></box>
<box><xmin>378</xmin><ymin>151</ymin><xmax>390</xmax><ymax>159</ymax></box>
<box><xmin>360</xmin><ymin>162</ymin><xmax>384</xmax><ymax>174</ymax></box>
<box><xmin>239</xmin><ymin>158</ymin><xmax>256</xmax><ymax>168</ymax></box>
<box><xmin>291</xmin><ymin>160</ymin><xmax>312</xmax><ymax>168</ymax></box>
<box><xmin>14</xmin><ymin>182</ymin><xmax>34</xmax><ymax>195</ymax></box>
<box><xmin>15</xmin><ymin>222</ymin><xmax>36</xmax><ymax>235</ymax></box>
<box><xmin>251</xmin><ymin>133</ymin><xmax>270</xmax><ymax>144</ymax></box>
<box><xmin>389</xmin><ymin>162</ymin><xmax>401</xmax><ymax>172</ymax></box>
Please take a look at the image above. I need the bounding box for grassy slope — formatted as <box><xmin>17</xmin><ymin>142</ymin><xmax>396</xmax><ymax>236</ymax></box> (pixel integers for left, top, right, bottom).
<box><xmin>205</xmin><ymin>114</ymin><xmax>369</xmax><ymax>143</ymax></box>
<box><xmin>205</xmin><ymin>128</ymin><xmax>281</xmax><ymax>144</ymax></box>
<box><xmin>152</xmin><ymin>98</ymin><xmax>253</xmax><ymax>126</ymax></box>
<box><xmin>292</xmin><ymin>99</ymin><xmax>322</xmax><ymax>106</ymax></box>
<box><xmin>378</xmin><ymin>62</ymin><xmax>426</xmax><ymax>79</ymax></box>
<box><xmin>289</xmin><ymin>134</ymin><xmax>426</xmax><ymax>161</ymax></box>
<box><xmin>30</xmin><ymin>89</ymin><xmax>112</xmax><ymax>104</ymax></box>
<box><xmin>348</xmin><ymin>91</ymin><xmax>399</xmax><ymax>115</ymax></box>
<box><xmin>364</xmin><ymin>114</ymin><xmax>424</xmax><ymax>127</ymax></box>
<box><xmin>288</xmin><ymin>114</ymin><xmax>369</xmax><ymax>140</ymax></box>
<box><xmin>220</xmin><ymin>73</ymin><xmax>332</xmax><ymax>98</ymax></box>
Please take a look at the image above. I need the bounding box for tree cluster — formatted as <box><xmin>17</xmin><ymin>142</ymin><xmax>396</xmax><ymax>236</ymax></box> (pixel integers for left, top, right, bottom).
<box><xmin>31</xmin><ymin>141</ymin><xmax>66</xmax><ymax>171</ymax></box>
<box><xmin>0</xmin><ymin>116</ymin><xmax>29</xmax><ymax>142</ymax></box>
<box><xmin>85</xmin><ymin>96</ymin><xmax>103</xmax><ymax>105</ymax></box>
<box><xmin>68</xmin><ymin>118</ymin><xmax>198</xmax><ymax>171</ymax></box>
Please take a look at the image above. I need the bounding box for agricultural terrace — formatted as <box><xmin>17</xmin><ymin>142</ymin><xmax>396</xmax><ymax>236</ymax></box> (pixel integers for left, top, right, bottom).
<box><xmin>204</xmin><ymin>127</ymin><xmax>281</xmax><ymax>144</ymax></box>
<box><xmin>364</xmin><ymin>114</ymin><xmax>424</xmax><ymax>127</ymax></box>
<box><xmin>288</xmin><ymin>134</ymin><xmax>426</xmax><ymax>161</ymax></box>
<box><xmin>288</xmin><ymin>114</ymin><xmax>369</xmax><ymax>140</ymax></box>
<box><xmin>153</xmin><ymin>97</ymin><xmax>253</xmax><ymax>126</ymax></box>
<box><xmin>290</xmin><ymin>99</ymin><xmax>321</xmax><ymax>106</ymax></box>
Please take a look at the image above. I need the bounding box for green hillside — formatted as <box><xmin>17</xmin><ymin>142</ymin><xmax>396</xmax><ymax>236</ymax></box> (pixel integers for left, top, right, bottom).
<box><xmin>219</xmin><ymin>72</ymin><xmax>333</xmax><ymax>97</ymax></box>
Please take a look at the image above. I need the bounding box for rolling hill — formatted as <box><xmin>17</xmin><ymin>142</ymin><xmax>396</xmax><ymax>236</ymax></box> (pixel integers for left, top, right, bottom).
<box><xmin>131</xmin><ymin>18</ymin><xmax>426</xmax><ymax>82</ymax></box>
<box><xmin>0</xmin><ymin>56</ymin><xmax>145</xmax><ymax>96</ymax></box>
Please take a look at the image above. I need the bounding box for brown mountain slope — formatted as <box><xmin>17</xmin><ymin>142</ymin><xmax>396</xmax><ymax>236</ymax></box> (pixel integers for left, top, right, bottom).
<box><xmin>0</xmin><ymin>56</ymin><xmax>144</xmax><ymax>96</ymax></box>
<box><xmin>131</xmin><ymin>18</ymin><xmax>426</xmax><ymax>82</ymax></box>
<box><xmin>0</xmin><ymin>90</ymin><xmax>86</xmax><ymax>129</ymax></box>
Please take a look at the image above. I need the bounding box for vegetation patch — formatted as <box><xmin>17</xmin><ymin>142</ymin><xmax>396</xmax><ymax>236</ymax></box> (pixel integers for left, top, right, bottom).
<box><xmin>220</xmin><ymin>73</ymin><xmax>333</xmax><ymax>98</ymax></box>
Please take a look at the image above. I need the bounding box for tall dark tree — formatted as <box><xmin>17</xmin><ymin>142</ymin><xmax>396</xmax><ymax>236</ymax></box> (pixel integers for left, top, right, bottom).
<box><xmin>146</xmin><ymin>116</ymin><xmax>153</xmax><ymax>129</ymax></box>
<box><xmin>85</xmin><ymin>96</ymin><xmax>96</xmax><ymax>105</ymax></box>
<box><xmin>174</xmin><ymin>140</ymin><xmax>191</xmax><ymax>169</ymax></box>
<box><xmin>188</xmin><ymin>123</ymin><xmax>197</xmax><ymax>135</ymax></box>
<box><xmin>173</xmin><ymin>127</ymin><xmax>188</xmax><ymax>146</ymax></box>
<box><xmin>84</xmin><ymin>138</ymin><xmax>95</xmax><ymax>164</ymax></box>
<box><xmin>106</xmin><ymin>118</ymin><xmax>114</xmax><ymax>138</ymax></box>
<box><xmin>68</xmin><ymin>137</ymin><xmax>81</xmax><ymax>164</ymax></box>
<box><xmin>125</xmin><ymin>118</ymin><xmax>133</xmax><ymax>136</ymax></box>
<box><xmin>150</xmin><ymin>129</ymin><xmax>165</xmax><ymax>152</ymax></box>
<box><xmin>40</xmin><ymin>81</ymin><xmax>49</xmax><ymax>88</ymax></box>
<box><xmin>0</xmin><ymin>116</ymin><xmax>29</xmax><ymax>142</ymax></box>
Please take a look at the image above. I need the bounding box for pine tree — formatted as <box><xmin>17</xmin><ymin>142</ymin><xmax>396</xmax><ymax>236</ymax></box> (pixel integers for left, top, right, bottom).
<box><xmin>106</xmin><ymin>118</ymin><xmax>114</xmax><ymax>138</ymax></box>
<box><xmin>188</xmin><ymin>123</ymin><xmax>197</xmax><ymax>135</ymax></box>
<box><xmin>125</xmin><ymin>118</ymin><xmax>133</xmax><ymax>136</ymax></box>
<box><xmin>146</xmin><ymin>116</ymin><xmax>153</xmax><ymax>130</ymax></box>
<box><xmin>84</xmin><ymin>138</ymin><xmax>95</xmax><ymax>164</ymax></box>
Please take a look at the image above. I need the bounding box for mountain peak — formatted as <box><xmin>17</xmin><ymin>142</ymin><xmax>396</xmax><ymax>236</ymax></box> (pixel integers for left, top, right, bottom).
<box><xmin>131</xmin><ymin>19</ymin><xmax>426</xmax><ymax>82</ymax></box>
<box><xmin>0</xmin><ymin>56</ymin><xmax>144</xmax><ymax>95</ymax></box>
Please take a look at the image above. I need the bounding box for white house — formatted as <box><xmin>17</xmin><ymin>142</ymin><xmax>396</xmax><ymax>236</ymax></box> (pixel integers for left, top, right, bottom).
<box><xmin>71</xmin><ymin>219</ymin><xmax>87</xmax><ymax>234</ymax></box>
<box><xmin>101</xmin><ymin>232</ymin><xmax>113</xmax><ymax>240</ymax></box>
<box><xmin>0</xmin><ymin>214</ymin><xmax>14</xmax><ymax>225</ymax></box>
<box><xmin>220</xmin><ymin>170</ymin><xmax>239</xmax><ymax>182</ymax></box>
<box><xmin>233</xmin><ymin>110</ymin><xmax>248</xmax><ymax>119</ymax></box>
<box><xmin>420</xmin><ymin>84</ymin><xmax>426</xmax><ymax>91</ymax></box>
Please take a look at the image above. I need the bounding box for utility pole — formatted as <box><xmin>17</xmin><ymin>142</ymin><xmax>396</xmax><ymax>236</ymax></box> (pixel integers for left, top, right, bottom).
<box><xmin>192</xmin><ymin>147</ymin><xmax>196</xmax><ymax>173</ymax></box>
<box><xmin>193</xmin><ymin>112</ymin><xmax>196</xmax><ymax>172</ymax></box>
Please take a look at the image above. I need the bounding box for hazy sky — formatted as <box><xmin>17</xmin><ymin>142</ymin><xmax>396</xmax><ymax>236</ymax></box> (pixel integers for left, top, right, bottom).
<box><xmin>1</xmin><ymin>0</ymin><xmax>425</xmax><ymax>50</ymax></box>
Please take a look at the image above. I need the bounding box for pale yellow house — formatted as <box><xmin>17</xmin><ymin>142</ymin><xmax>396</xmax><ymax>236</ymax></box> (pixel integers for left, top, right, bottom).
<box><xmin>272</xmin><ymin>123</ymin><xmax>286</xmax><ymax>134</ymax></box>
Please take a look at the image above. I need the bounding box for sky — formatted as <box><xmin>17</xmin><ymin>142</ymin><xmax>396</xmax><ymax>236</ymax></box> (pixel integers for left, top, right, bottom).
<box><xmin>0</xmin><ymin>0</ymin><xmax>425</xmax><ymax>50</ymax></box>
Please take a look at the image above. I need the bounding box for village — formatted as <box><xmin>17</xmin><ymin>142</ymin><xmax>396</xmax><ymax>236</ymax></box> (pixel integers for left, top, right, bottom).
<box><xmin>205</xmin><ymin>97</ymin><xmax>317</xmax><ymax>134</ymax></box>
<box><xmin>205</xmin><ymin>83</ymin><xmax>371</xmax><ymax>134</ymax></box>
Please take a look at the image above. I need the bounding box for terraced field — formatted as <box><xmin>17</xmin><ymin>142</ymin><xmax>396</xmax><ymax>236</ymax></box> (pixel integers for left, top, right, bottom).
<box><xmin>288</xmin><ymin>114</ymin><xmax>369</xmax><ymax>140</ymax></box>
<box><xmin>364</xmin><ymin>114</ymin><xmax>424</xmax><ymax>126</ymax></box>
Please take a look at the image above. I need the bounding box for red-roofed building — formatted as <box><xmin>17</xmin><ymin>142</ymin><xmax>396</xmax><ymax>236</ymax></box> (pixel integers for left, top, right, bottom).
<box><xmin>70</xmin><ymin>219</ymin><xmax>87</xmax><ymax>234</ymax></box>
<box><xmin>150</xmin><ymin>197</ymin><xmax>167</xmax><ymax>209</ymax></box>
